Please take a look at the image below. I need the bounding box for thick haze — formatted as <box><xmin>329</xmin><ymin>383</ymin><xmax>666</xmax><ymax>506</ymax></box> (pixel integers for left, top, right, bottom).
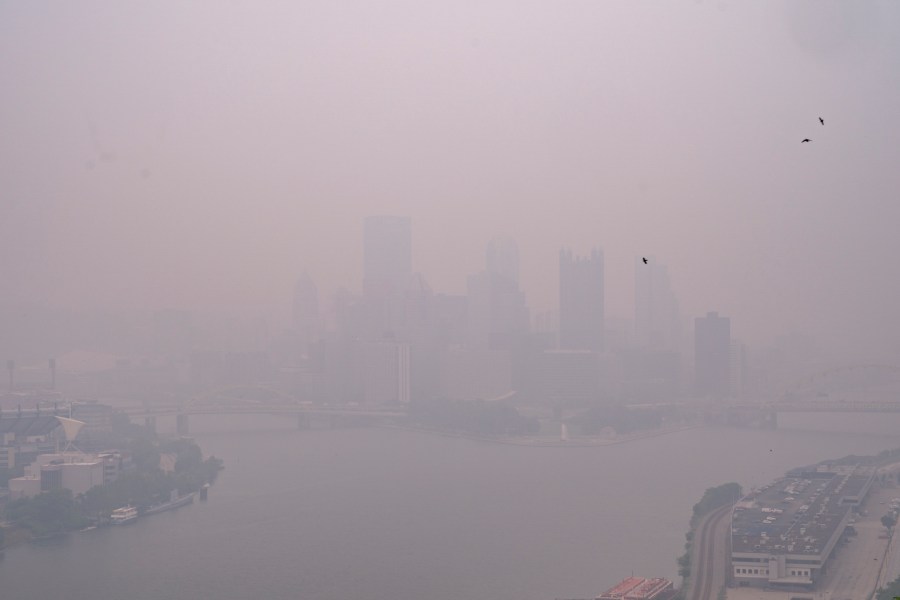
<box><xmin>2</xmin><ymin>1</ymin><xmax>899</xmax><ymax>355</ymax></box>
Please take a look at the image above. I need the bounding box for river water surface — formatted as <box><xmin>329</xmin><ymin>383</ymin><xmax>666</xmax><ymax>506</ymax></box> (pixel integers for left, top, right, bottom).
<box><xmin>1</xmin><ymin>413</ymin><xmax>898</xmax><ymax>600</ymax></box>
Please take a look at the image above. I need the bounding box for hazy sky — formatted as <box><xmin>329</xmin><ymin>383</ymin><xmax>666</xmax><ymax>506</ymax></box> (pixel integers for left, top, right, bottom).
<box><xmin>2</xmin><ymin>1</ymin><xmax>899</xmax><ymax>355</ymax></box>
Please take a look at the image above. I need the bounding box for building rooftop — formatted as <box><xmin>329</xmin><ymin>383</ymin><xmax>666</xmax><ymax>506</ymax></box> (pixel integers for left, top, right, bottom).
<box><xmin>731</xmin><ymin>468</ymin><xmax>869</xmax><ymax>556</ymax></box>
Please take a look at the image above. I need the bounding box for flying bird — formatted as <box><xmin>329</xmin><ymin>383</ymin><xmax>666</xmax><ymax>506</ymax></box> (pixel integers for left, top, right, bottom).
<box><xmin>642</xmin><ymin>257</ymin><xmax>648</xmax><ymax>264</ymax></box>
<box><xmin>819</xmin><ymin>117</ymin><xmax>824</xmax><ymax>125</ymax></box>
<box><xmin>801</xmin><ymin>138</ymin><xmax>811</xmax><ymax>143</ymax></box>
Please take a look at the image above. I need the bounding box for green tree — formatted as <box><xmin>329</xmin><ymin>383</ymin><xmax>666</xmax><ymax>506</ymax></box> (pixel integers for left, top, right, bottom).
<box><xmin>5</xmin><ymin>489</ymin><xmax>86</xmax><ymax>537</ymax></box>
<box><xmin>874</xmin><ymin>574</ymin><xmax>900</xmax><ymax>600</ymax></box>
<box><xmin>882</xmin><ymin>514</ymin><xmax>897</xmax><ymax>530</ymax></box>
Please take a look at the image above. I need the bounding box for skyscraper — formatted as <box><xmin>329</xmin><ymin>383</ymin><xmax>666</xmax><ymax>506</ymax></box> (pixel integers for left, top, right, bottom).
<box><xmin>634</xmin><ymin>257</ymin><xmax>680</xmax><ymax>351</ymax></box>
<box><xmin>467</xmin><ymin>238</ymin><xmax>529</xmax><ymax>350</ymax></box>
<box><xmin>486</xmin><ymin>237</ymin><xmax>519</xmax><ymax>287</ymax></box>
<box><xmin>363</xmin><ymin>337</ymin><xmax>410</xmax><ymax>405</ymax></box>
<box><xmin>559</xmin><ymin>248</ymin><xmax>604</xmax><ymax>352</ymax></box>
<box><xmin>363</xmin><ymin>216</ymin><xmax>412</xmax><ymax>338</ymax></box>
<box><xmin>292</xmin><ymin>272</ymin><xmax>319</xmax><ymax>355</ymax></box>
<box><xmin>694</xmin><ymin>311</ymin><xmax>731</xmax><ymax>398</ymax></box>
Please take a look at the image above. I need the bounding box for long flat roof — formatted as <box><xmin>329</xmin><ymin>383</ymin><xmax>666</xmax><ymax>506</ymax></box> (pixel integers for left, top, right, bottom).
<box><xmin>732</xmin><ymin>470</ymin><xmax>856</xmax><ymax>557</ymax></box>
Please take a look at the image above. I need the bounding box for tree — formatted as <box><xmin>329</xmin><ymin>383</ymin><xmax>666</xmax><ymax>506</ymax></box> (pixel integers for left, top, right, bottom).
<box><xmin>5</xmin><ymin>489</ymin><xmax>86</xmax><ymax>537</ymax></box>
<box><xmin>882</xmin><ymin>514</ymin><xmax>896</xmax><ymax>530</ymax></box>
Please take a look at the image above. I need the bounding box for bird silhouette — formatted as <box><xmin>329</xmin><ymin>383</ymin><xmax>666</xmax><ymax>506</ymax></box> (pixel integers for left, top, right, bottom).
<box><xmin>801</xmin><ymin>139</ymin><xmax>811</xmax><ymax>143</ymax></box>
<box><xmin>819</xmin><ymin>117</ymin><xmax>824</xmax><ymax>125</ymax></box>
<box><xmin>642</xmin><ymin>257</ymin><xmax>648</xmax><ymax>264</ymax></box>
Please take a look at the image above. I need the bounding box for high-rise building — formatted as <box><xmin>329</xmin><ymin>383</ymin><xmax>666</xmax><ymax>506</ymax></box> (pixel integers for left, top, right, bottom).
<box><xmin>694</xmin><ymin>311</ymin><xmax>731</xmax><ymax>398</ymax></box>
<box><xmin>292</xmin><ymin>272</ymin><xmax>319</xmax><ymax>355</ymax></box>
<box><xmin>363</xmin><ymin>338</ymin><xmax>410</xmax><ymax>405</ymax></box>
<box><xmin>363</xmin><ymin>216</ymin><xmax>412</xmax><ymax>338</ymax></box>
<box><xmin>466</xmin><ymin>271</ymin><xmax>529</xmax><ymax>350</ymax></box>
<box><xmin>467</xmin><ymin>239</ymin><xmax>529</xmax><ymax>350</ymax></box>
<box><xmin>634</xmin><ymin>257</ymin><xmax>681</xmax><ymax>351</ymax></box>
<box><xmin>486</xmin><ymin>237</ymin><xmax>519</xmax><ymax>286</ymax></box>
<box><xmin>559</xmin><ymin>248</ymin><xmax>604</xmax><ymax>352</ymax></box>
<box><xmin>729</xmin><ymin>339</ymin><xmax>747</xmax><ymax>399</ymax></box>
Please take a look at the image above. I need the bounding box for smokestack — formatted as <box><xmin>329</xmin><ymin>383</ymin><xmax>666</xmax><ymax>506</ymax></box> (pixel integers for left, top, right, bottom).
<box><xmin>6</xmin><ymin>359</ymin><xmax>14</xmax><ymax>392</ymax></box>
<box><xmin>49</xmin><ymin>358</ymin><xmax>56</xmax><ymax>390</ymax></box>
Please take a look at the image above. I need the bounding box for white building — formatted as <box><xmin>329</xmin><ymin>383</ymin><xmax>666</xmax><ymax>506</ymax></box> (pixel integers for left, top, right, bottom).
<box><xmin>9</xmin><ymin>452</ymin><xmax>105</xmax><ymax>500</ymax></box>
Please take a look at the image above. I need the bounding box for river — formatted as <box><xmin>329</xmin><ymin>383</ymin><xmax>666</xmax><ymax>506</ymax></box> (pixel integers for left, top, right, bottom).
<box><xmin>1</xmin><ymin>413</ymin><xmax>898</xmax><ymax>600</ymax></box>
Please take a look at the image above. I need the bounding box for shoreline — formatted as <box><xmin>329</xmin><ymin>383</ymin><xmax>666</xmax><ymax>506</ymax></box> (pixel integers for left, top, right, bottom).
<box><xmin>0</xmin><ymin>490</ymin><xmax>201</xmax><ymax>554</ymax></box>
<box><xmin>379</xmin><ymin>422</ymin><xmax>703</xmax><ymax>447</ymax></box>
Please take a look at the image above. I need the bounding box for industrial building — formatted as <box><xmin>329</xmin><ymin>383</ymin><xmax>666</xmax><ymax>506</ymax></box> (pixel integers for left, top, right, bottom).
<box><xmin>731</xmin><ymin>465</ymin><xmax>875</xmax><ymax>589</ymax></box>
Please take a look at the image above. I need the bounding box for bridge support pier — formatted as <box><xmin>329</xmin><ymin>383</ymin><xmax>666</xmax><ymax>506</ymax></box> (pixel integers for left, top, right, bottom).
<box><xmin>176</xmin><ymin>413</ymin><xmax>190</xmax><ymax>436</ymax></box>
<box><xmin>764</xmin><ymin>410</ymin><xmax>777</xmax><ymax>429</ymax></box>
<box><xmin>296</xmin><ymin>413</ymin><xmax>308</xmax><ymax>430</ymax></box>
<box><xmin>144</xmin><ymin>416</ymin><xmax>157</xmax><ymax>434</ymax></box>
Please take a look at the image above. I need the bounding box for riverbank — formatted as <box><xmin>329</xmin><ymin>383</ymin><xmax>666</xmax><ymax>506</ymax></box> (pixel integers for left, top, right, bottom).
<box><xmin>0</xmin><ymin>490</ymin><xmax>199</xmax><ymax>553</ymax></box>
<box><xmin>380</xmin><ymin>422</ymin><xmax>702</xmax><ymax>447</ymax></box>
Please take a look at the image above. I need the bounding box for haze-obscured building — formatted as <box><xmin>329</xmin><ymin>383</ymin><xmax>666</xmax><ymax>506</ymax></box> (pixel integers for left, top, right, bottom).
<box><xmin>363</xmin><ymin>338</ymin><xmax>410</xmax><ymax>405</ymax></box>
<box><xmin>559</xmin><ymin>248</ymin><xmax>604</xmax><ymax>352</ymax></box>
<box><xmin>635</xmin><ymin>257</ymin><xmax>681</xmax><ymax>351</ymax></box>
<box><xmin>292</xmin><ymin>272</ymin><xmax>320</xmax><ymax>357</ymax></box>
<box><xmin>0</xmin><ymin>414</ymin><xmax>62</xmax><ymax>476</ymax></box>
<box><xmin>9</xmin><ymin>452</ymin><xmax>104</xmax><ymax>500</ymax></box>
<box><xmin>363</xmin><ymin>215</ymin><xmax>412</xmax><ymax>338</ymax></box>
<box><xmin>694</xmin><ymin>311</ymin><xmax>730</xmax><ymax>398</ymax></box>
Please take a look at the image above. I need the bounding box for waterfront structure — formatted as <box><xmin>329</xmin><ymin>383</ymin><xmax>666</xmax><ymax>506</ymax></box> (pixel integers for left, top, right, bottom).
<box><xmin>730</xmin><ymin>465</ymin><xmax>875</xmax><ymax>588</ymax></box>
<box><xmin>596</xmin><ymin>576</ymin><xmax>675</xmax><ymax>600</ymax></box>
<box><xmin>363</xmin><ymin>215</ymin><xmax>412</xmax><ymax>338</ymax></box>
<box><xmin>694</xmin><ymin>311</ymin><xmax>730</xmax><ymax>398</ymax></box>
<box><xmin>8</xmin><ymin>451</ymin><xmax>105</xmax><ymax>499</ymax></box>
<box><xmin>559</xmin><ymin>248</ymin><xmax>604</xmax><ymax>352</ymax></box>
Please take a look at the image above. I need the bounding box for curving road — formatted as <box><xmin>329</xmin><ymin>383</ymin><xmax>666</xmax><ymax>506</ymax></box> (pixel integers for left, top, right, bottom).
<box><xmin>688</xmin><ymin>504</ymin><xmax>732</xmax><ymax>600</ymax></box>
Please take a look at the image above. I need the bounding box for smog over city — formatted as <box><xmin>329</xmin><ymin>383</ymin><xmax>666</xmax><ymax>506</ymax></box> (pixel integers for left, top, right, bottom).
<box><xmin>2</xmin><ymin>3</ymin><xmax>900</xmax><ymax>600</ymax></box>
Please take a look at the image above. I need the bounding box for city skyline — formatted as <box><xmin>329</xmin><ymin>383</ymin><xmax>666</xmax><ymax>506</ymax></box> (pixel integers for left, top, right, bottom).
<box><xmin>4</xmin><ymin>3</ymin><xmax>900</xmax><ymax>360</ymax></box>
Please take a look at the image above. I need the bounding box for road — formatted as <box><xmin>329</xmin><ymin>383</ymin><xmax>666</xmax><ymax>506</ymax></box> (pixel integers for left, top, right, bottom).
<box><xmin>689</xmin><ymin>504</ymin><xmax>732</xmax><ymax>600</ymax></box>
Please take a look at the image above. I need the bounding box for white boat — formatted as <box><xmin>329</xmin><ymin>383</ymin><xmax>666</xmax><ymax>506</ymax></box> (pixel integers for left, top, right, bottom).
<box><xmin>110</xmin><ymin>505</ymin><xmax>138</xmax><ymax>525</ymax></box>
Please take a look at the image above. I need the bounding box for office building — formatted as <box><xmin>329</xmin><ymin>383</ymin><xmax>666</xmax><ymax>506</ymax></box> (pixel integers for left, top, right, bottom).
<box><xmin>363</xmin><ymin>216</ymin><xmax>412</xmax><ymax>338</ymax></box>
<box><xmin>559</xmin><ymin>248</ymin><xmax>604</xmax><ymax>352</ymax></box>
<box><xmin>292</xmin><ymin>272</ymin><xmax>320</xmax><ymax>355</ymax></box>
<box><xmin>634</xmin><ymin>257</ymin><xmax>681</xmax><ymax>351</ymax></box>
<box><xmin>363</xmin><ymin>338</ymin><xmax>410</xmax><ymax>405</ymax></box>
<box><xmin>694</xmin><ymin>311</ymin><xmax>731</xmax><ymax>398</ymax></box>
